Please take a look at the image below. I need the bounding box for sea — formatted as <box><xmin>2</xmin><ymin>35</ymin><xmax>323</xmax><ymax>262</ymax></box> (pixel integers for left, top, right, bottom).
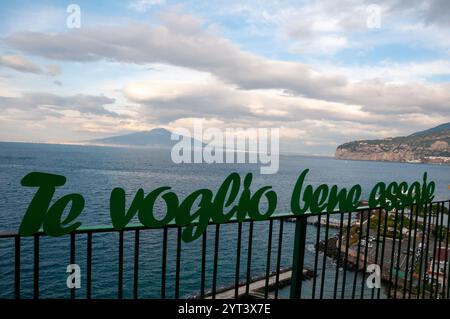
<box><xmin>0</xmin><ymin>142</ymin><xmax>449</xmax><ymax>299</ymax></box>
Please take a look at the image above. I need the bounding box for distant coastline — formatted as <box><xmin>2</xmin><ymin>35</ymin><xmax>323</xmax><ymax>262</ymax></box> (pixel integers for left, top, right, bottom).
<box><xmin>335</xmin><ymin>122</ymin><xmax>450</xmax><ymax>166</ymax></box>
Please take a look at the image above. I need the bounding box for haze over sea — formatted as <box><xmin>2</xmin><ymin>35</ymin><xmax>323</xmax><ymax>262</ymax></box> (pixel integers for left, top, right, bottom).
<box><xmin>0</xmin><ymin>142</ymin><xmax>449</xmax><ymax>299</ymax></box>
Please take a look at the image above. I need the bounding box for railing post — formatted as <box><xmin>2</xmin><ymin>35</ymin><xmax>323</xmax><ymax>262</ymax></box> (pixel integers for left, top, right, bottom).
<box><xmin>14</xmin><ymin>236</ymin><xmax>20</xmax><ymax>299</ymax></box>
<box><xmin>290</xmin><ymin>215</ymin><xmax>308</xmax><ymax>299</ymax></box>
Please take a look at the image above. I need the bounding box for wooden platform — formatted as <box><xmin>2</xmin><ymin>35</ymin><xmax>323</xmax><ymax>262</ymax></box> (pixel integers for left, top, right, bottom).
<box><xmin>206</xmin><ymin>269</ymin><xmax>313</xmax><ymax>299</ymax></box>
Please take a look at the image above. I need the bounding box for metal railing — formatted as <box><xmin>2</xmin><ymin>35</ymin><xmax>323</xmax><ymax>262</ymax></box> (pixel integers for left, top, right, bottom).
<box><xmin>0</xmin><ymin>200</ymin><xmax>449</xmax><ymax>299</ymax></box>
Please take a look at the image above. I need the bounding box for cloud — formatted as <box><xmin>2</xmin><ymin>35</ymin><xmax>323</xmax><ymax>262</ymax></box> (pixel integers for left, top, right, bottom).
<box><xmin>2</xmin><ymin>6</ymin><xmax>450</xmax><ymax>153</ymax></box>
<box><xmin>233</xmin><ymin>0</ymin><xmax>450</xmax><ymax>56</ymax></box>
<box><xmin>121</xmin><ymin>77</ymin><xmax>412</xmax><ymax>155</ymax></box>
<box><xmin>0</xmin><ymin>89</ymin><xmax>154</xmax><ymax>142</ymax></box>
<box><xmin>0</xmin><ymin>54</ymin><xmax>62</xmax><ymax>77</ymax></box>
<box><xmin>4</xmin><ymin>10</ymin><xmax>450</xmax><ymax>125</ymax></box>
<box><xmin>118</xmin><ymin>71</ymin><xmax>450</xmax><ymax>154</ymax></box>
<box><xmin>0</xmin><ymin>54</ymin><xmax>42</xmax><ymax>74</ymax></box>
<box><xmin>424</xmin><ymin>0</ymin><xmax>450</xmax><ymax>26</ymax></box>
<box><xmin>390</xmin><ymin>0</ymin><xmax>450</xmax><ymax>27</ymax></box>
<box><xmin>2</xmin><ymin>14</ymin><xmax>347</xmax><ymax>97</ymax></box>
<box><xmin>276</xmin><ymin>1</ymin><xmax>366</xmax><ymax>55</ymax></box>
<box><xmin>4</xmin><ymin>9</ymin><xmax>449</xmax><ymax>117</ymax></box>
<box><xmin>123</xmin><ymin>78</ymin><xmax>373</xmax><ymax>124</ymax></box>
<box><xmin>0</xmin><ymin>110</ymin><xmax>148</xmax><ymax>143</ymax></box>
<box><xmin>0</xmin><ymin>93</ymin><xmax>118</xmax><ymax>117</ymax></box>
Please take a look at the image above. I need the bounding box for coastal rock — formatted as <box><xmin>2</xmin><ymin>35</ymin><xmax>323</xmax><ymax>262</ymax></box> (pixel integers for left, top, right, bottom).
<box><xmin>335</xmin><ymin>122</ymin><xmax>450</xmax><ymax>165</ymax></box>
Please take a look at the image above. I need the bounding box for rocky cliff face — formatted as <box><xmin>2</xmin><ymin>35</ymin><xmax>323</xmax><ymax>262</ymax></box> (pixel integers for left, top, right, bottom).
<box><xmin>335</xmin><ymin>124</ymin><xmax>450</xmax><ymax>165</ymax></box>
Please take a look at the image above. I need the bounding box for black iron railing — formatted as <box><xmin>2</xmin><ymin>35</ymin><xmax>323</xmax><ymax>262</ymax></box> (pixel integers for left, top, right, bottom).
<box><xmin>1</xmin><ymin>201</ymin><xmax>449</xmax><ymax>299</ymax></box>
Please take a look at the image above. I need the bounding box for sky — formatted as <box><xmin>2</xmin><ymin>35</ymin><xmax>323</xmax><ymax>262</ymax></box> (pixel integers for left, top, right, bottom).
<box><xmin>0</xmin><ymin>0</ymin><xmax>450</xmax><ymax>155</ymax></box>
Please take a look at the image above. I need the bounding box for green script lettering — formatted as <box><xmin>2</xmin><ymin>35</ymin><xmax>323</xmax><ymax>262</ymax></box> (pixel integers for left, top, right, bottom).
<box><xmin>18</xmin><ymin>170</ymin><xmax>436</xmax><ymax>242</ymax></box>
<box><xmin>19</xmin><ymin>172</ymin><xmax>84</xmax><ymax>236</ymax></box>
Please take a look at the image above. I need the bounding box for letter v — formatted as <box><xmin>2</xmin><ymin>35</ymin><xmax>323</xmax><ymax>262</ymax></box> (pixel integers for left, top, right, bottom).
<box><xmin>110</xmin><ymin>188</ymin><xmax>143</xmax><ymax>229</ymax></box>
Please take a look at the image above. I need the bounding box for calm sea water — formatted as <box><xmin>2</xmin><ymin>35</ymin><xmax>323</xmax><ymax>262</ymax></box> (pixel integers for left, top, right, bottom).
<box><xmin>0</xmin><ymin>142</ymin><xmax>449</xmax><ymax>299</ymax></box>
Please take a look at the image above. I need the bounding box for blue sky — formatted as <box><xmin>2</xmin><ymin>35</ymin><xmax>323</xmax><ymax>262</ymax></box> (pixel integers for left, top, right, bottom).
<box><xmin>0</xmin><ymin>0</ymin><xmax>450</xmax><ymax>155</ymax></box>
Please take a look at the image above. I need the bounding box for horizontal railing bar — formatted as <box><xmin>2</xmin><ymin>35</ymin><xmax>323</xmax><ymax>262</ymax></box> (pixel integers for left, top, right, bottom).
<box><xmin>1</xmin><ymin>200</ymin><xmax>449</xmax><ymax>238</ymax></box>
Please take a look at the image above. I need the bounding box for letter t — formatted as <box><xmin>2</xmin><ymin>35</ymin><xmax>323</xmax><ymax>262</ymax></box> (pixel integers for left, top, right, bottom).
<box><xmin>19</xmin><ymin>172</ymin><xmax>67</xmax><ymax>235</ymax></box>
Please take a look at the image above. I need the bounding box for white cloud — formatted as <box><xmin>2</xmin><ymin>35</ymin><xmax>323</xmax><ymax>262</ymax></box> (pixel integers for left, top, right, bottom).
<box><xmin>122</xmin><ymin>77</ymin><xmax>375</xmax><ymax>129</ymax></box>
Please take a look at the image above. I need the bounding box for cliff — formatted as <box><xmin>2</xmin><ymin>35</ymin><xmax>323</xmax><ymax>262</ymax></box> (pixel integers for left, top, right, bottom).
<box><xmin>335</xmin><ymin>123</ymin><xmax>450</xmax><ymax>164</ymax></box>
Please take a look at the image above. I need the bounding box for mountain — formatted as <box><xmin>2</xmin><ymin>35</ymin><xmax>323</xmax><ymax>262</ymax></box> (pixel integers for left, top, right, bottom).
<box><xmin>87</xmin><ymin>128</ymin><xmax>190</xmax><ymax>148</ymax></box>
<box><xmin>409</xmin><ymin>122</ymin><xmax>450</xmax><ymax>137</ymax></box>
<box><xmin>335</xmin><ymin>123</ymin><xmax>450</xmax><ymax>164</ymax></box>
